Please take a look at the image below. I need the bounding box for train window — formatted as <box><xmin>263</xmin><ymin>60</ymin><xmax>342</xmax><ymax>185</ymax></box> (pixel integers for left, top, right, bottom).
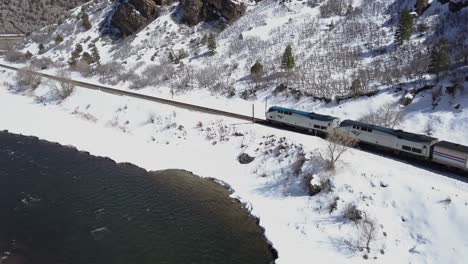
<box><xmin>321</xmin><ymin>126</ymin><xmax>327</xmax><ymax>130</ymax></box>
<box><xmin>412</xmin><ymin>148</ymin><xmax>422</xmax><ymax>154</ymax></box>
<box><xmin>314</xmin><ymin>125</ymin><xmax>320</xmax><ymax>129</ymax></box>
<box><xmin>402</xmin><ymin>145</ymin><xmax>411</xmax><ymax>151</ymax></box>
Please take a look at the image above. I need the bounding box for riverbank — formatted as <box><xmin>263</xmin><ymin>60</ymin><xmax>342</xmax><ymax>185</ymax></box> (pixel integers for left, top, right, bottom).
<box><xmin>1</xmin><ymin>68</ymin><xmax>468</xmax><ymax>263</ymax></box>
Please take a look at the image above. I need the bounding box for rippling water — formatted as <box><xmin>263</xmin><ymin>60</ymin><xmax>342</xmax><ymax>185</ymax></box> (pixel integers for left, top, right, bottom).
<box><xmin>0</xmin><ymin>131</ymin><xmax>276</xmax><ymax>264</ymax></box>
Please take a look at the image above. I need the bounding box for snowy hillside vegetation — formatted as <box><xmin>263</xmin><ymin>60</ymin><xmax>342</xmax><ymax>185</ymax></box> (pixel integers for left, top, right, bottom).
<box><xmin>1</xmin><ymin>66</ymin><xmax>468</xmax><ymax>263</ymax></box>
<box><xmin>0</xmin><ymin>0</ymin><xmax>90</xmax><ymax>34</ymax></box>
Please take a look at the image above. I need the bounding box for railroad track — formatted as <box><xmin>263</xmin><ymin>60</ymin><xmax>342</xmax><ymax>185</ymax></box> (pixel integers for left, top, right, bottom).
<box><xmin>0</xmin><ymin>63</ymin><xmax>267</xmax><ymax>124</ymax></box>
<box><xmin>1</xmin><ymin>63</ymin><xmax>466</xmax><ymax>179</ymax></box>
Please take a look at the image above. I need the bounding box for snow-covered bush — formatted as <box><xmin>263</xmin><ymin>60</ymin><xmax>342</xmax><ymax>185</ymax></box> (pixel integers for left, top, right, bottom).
<box><xmin>53</xmin><ymin>70</ymin><xmax>75</xmax><ymax>100</ymax></box>
<box><xmin>15</xmin><ymin>66</ymin><xmax>42</xmax><ymax>90</ymax></box>
<box><xmin>4</xmin><ymin>50</ymin><xmax>27</xmax><ymax>63</ymax></box>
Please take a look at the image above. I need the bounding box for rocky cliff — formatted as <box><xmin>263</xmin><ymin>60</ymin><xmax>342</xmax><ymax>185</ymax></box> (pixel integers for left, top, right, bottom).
<box><xmin>179</xmin><ymin>0</ymin><xmax>246</xmax><ymax>26</ymax></box>
<box><xmin>109</xmin><ymin>0</ymin><xmax>246</xmax><ymax>37</ymax></box>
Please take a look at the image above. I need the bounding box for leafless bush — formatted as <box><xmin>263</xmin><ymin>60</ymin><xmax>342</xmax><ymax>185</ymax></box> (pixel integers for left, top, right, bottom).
<box><xmin>321</xmin><ymin>129</ymin><xmax>358</xmax><ymax>171</ymax></box>
<box><xmin>342</xmin><ymin>215</ymin><xmax>379</xmax><ymax>253</ymax></box>
<box><xmin>291</xmin><ymin>150</ymin><xmax>306</xmax><ymax>176</ymax></box>
<box><xmin>4</xmin><ymin>50</ymin><xmax>26</xmax><ymax>63</ymax></box>
<box><xmin>359</xmin><ymin>103</ymin><xmax>404</xmax><ymax>129</ymax></box>
<box><xmin>30</xmin><ymin>57</ymin><xmax>54</xmax><ymax>70</ymax></box>
<box><xmin>342</xmin><ymin>203</ymin><xmax>363</xmax><ymax>223</ymax></box>
<box><xmin>196</xmin><ymin>66</ymin><xmax>221</xmax><ymax>91</ymax></box>
<box><xmin>320</xmin><ymin>0</ymin><xmax>352</xmax><ymax>18</ymax></box>
<box><xmin>53</xmin><ymin>70</ymin><xmax>75</xmax><ymax>100</ymax></box>
<box><xmin>73</xmin><ymin>60</ymin><xmax>92</xmax><ymax>77</ymax></box>
<box><xmin>15</xmin><ymin>66</ymin><xmax>42</xmax><ymax>90</ymax></box>
<box><xmin>96</xmin><ymin>62</ymin><xmax>125</xmax><ymax>85</ymax></box>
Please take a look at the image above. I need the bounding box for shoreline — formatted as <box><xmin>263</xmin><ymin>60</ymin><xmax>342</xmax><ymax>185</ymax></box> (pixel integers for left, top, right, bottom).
<box><xmin>0</xmin><ymin>130</ymin><xmax>279</xmax><ymax>263</ymax></box>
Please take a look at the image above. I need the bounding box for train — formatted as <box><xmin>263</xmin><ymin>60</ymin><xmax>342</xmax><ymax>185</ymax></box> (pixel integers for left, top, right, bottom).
<box><xmin>265</xmin><ymin>106</ymin><xmax>468</xmax><ymax>173</ymax></box>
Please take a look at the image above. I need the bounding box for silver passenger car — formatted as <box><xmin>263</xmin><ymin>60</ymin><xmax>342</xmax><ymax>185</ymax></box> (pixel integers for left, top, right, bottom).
<box><xmin>338</xmin><ymin>120</ymin><xmax>438</xmax><ymax>159</ymax></box>
<box><xmin>432</xmin><ymin>141</ymin><xmax>468</xmax><ymax>171</ymax></box>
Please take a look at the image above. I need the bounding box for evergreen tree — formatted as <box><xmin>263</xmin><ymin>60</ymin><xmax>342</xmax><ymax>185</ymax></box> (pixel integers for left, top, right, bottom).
<box><xmin>350</xmin><ymin>79</ymin><xmax>363</xmax><ymax>96</ymax></box>
<box><xmin>81</xmin><ymin>52</ymin><xmax>93</xmax><ymax>64</ymax></box>
<box><xmin>91</xmin><ymin>44</ymin><xmax>100</xmax><ymax>65</ymax></box>
<box><xmin>38</xmin><ymin>43</ymin><xmax>45</xmax><ymax>54</ymax></box>
<box><xmin>281</xmin><ymin>45</ymin><xmax>295</xmax><ymax>72</ymax></box>
<box><xmin>250</xmin><ymin>61</ymin><xmax>264</xmax><ymax>81</ymax></box>
<box><xmin>81</xmin><ymin>11</ymin><xmax>92</xmax><ymax>30</ymax></box>
<box><xmin>416</xmin><ymin>0</ymin><xmax>429</xmax><ymax>15</ymax></box>
<box><xmin>395</xmin><ymin>9</ymin><xmax>413</xmax><ymax>46</ymax></box>
<box><xmin>428</xmin><ymin>38</ymin><xmax>450</xmax><ymax>78</ymax></box>
<box><xmin>55</xmin><ymin>34</ymin><xmax>64</xmax><ymax>44</ymax></box>
<box><xmin>207</xmin><ymin>33</ymin><xmax>217</xmax><ymax>54</ymax></box>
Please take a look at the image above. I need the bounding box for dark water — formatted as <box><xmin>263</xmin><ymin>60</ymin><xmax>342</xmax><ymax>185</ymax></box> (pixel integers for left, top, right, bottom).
<box><xmin>0</xmin><ymin>131</ymin><xmax>276</xmax><ymax>264</ymax></box>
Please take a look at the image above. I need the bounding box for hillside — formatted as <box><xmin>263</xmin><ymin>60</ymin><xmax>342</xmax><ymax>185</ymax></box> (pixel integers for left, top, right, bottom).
<box><xmin>1</xmin><ymin>0</ymin><xmax>468</xmax><ymax>263</ymax></box>
<box><xmin>7</xmin><ymin>0</ymin><xmax>467</xmax><ymax>144</ymax></box>
<box><xmin>0</xmin><ymin>0</ymin><xmax>90</xmax><ymax>34</ymax></box>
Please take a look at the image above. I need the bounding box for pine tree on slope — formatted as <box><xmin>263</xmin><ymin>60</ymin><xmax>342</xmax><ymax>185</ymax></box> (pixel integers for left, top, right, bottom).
<box><xmin>395</xmin><ymin>9</ymin><xmax>413</xmax><ymax>46</ymax></box>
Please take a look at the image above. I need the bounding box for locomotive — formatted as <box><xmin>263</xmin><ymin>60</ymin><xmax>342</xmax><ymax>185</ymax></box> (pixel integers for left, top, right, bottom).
<box><xmin>266</xmin><ymin>106</ymin><xmax>468</xmax><ymax>173</ymax></box>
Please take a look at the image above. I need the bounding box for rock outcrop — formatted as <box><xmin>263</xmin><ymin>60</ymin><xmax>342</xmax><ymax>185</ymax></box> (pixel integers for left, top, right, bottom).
<box><xmin>438</xmin><ymin>0</ymin><xmax>468</xmax><ymax>12</ymax></box>
<box><xmin>110</xmin><ymin>0</ymin><xmax>169</xmax><ymax>37</ymax></box>
<box><xmin>448</xmin><ymin>0</ymin><xmax>468</xmax><ymax>12</ymax></box>
<box><xmin>237</xmin><ymin>153</ymin><xmax>255</xmax><ymax>164</ymax></box>
<box><xmin>180</xmin><ymin>0</ymin><xmax>246</xmax><ymax>26</ymax></box>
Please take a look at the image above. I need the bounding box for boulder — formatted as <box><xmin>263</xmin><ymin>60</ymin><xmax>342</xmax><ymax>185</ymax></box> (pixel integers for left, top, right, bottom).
<box><xmin>237</xmin><ymin>153</ymin><xmax>255</xmax><ymax>164</ymax></box>
<box><xmin>180</xmin><ymin>0</ymin><xmax>246</xmax><ymax>26</ymax></box>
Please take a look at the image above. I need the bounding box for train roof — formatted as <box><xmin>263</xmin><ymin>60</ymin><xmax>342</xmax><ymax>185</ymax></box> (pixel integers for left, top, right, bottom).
<box><xmin>340</xmin><ymin>120</ymin><xmax>438</xmax><ymax>143</ymax></box>
<box><xmin>267</xmin><ymin>106</ymin><xmax>339</xmax><ymax>122</ymax></box>
<box><xmin>435</xmin><ymin>141</ymin><xmax>468</xmax><ymax>153</ymax></box>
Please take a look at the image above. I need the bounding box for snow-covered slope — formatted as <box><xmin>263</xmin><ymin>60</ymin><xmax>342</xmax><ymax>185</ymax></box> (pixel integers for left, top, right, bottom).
<box><xmin>11</xmin><ymin>0</ymin><xmax>468</xmax><ymax>145</ymax></box>
<box><xmin>2</xmin><ymin>1</ymin><xmax>468</xmax><ymax>262</ymax></box>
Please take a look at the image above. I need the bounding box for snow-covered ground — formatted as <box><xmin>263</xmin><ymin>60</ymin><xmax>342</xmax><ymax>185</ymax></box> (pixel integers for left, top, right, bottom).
<box><xmin>1</xmin><ymin>67</ymin><xmax>468</xmax><ymax>264</ymax></box>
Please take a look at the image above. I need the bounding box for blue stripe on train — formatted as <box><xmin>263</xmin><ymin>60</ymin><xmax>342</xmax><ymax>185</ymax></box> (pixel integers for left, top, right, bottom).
<box><xmin>433</xmin><ymin>152</ymin><xmax>466</xmax><ymax>163</ymax></box>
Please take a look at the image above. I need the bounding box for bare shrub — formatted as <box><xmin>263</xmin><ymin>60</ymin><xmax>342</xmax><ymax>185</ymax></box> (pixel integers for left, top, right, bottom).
<box><xmin>53</xmin><ymin>70</ymin><xmax>75</xmax><ymax>100</ymax></box>
<box><xmin>291</xmin><ymin>150</ymin><xmax>306</xmax><ymax>176</ymax></box>
<box><xmin>342</xmin><ymin>203</ymin><xmax>363</xmax><ymax>223</ymax></box>
<box><xmin>15</xmin><ymin>66</ymin><xmax>42</xmax><ymax>90</ymax></box>
<box><xmin>73</xmin><ymin>60</ymin><xmax>92</xmax><ymax>77</ymax></box>
<box><xmin>321</xmin><ymin>129</ymin><xmax>358</xmax><ymax>170</ymax></box>
<box><xmin>320</xmin><ymin>0</ymin><xmax>352</xmax><ymax>18</ymax></box>
<box><xmin>96</xmin><ymin>63</ymin><xmax>125</xmax><ymax>85</ymax></box>
<box><xmin>4</xmin><ymin>50</ymin><xmax>26</xmax><ymax>63</ymax></box>
<box><xmin>343</xmin><ymin>216</ymin><xmax>379</xmax><ymax>253</ymax></box>
<box><xmin>359</xmin><ymin>103</ymin><xmax>405</xmax><ymax>129</ymax></box>
<box><xmin>30</xmin><ymin>57</ymin><xmax>54</xmax><ymax>70</ymax></box>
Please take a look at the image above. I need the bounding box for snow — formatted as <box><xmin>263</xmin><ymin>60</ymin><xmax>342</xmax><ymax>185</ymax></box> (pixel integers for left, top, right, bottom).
<box><xmin>1</xmin><ymin>67</ymin><xmax>468</xmax><ymax>264</ymax></box>
<box><xmin>2</xmin><ymin>0</ymin><xmax>468</xmax><ymax>262</ymax></box>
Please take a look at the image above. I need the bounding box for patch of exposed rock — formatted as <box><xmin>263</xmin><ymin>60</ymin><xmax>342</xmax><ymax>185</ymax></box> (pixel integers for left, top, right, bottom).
<box><xmin>110</xmin><ymin>0</ymin><xmax>170</xmax><ymax>37</ymax></box>
<box><xmin>448</xmin><ymin>0</ymin><xmax>468</xmax><ymax>12</ymax></box>
<box><xmin>180</xmin><ymin>0</ymin><xmax>246</xmax><ymax>26</ymax></box>
<box><xmin>438</xmin><ymin>0</ymin><xmax>468</xmax><ymax>12</ymax></box>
